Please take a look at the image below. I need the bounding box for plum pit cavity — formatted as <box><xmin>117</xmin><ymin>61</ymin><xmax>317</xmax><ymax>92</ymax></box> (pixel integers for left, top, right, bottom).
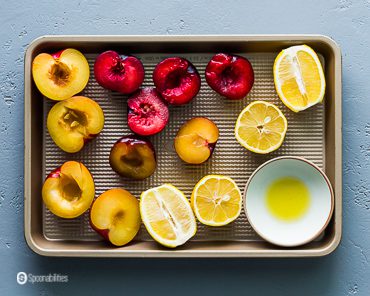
<box><xmin>49</xmin><ymin>61</ymin><xmax>71</xmax><ymax>86</ymax></box>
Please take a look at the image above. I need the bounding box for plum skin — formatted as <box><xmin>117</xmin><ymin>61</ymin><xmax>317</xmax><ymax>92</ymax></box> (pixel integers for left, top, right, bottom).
<box><xmin>153</xmin><ymin>57</ymin><xmax>201</xmax><ymax>105</ymax></box>
<box><xmin>205</xmin><ymin>53</ymin><xmax>254</xmax><ymax>100</ymax></box>
<box><xmin>94</xmin><ymin>50</ymin><xmax>144</xmax><ymax>94</ymax></box>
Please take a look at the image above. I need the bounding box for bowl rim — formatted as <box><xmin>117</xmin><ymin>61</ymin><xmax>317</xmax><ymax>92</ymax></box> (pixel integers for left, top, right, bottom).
<box><xmin>243</xmin><ymin>156</ymin><xmax>334</xmax><ymax>247</ymax></box>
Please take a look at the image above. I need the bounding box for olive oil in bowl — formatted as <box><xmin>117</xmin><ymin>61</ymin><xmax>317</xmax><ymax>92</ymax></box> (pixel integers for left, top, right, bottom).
<box><xmin>266</xmin><ymin>177</ymin><xmax>310</xmax><ymax>221</ymax></box>
<box><xmin>244</xmin><ymin>157</ymin><xmax>333</xmax><ymax>247</ymax></box>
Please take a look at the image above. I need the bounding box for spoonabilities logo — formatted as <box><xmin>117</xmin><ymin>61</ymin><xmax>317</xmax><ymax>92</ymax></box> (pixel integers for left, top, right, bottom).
<box><xmin>16</xmin><ymin>272</ymin><xmax>28</xmax><ymax>285</ymax></box>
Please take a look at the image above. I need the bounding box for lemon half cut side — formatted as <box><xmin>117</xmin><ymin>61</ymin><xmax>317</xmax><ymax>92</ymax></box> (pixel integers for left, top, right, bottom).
<box><xmin>235</xmin><ymin>101</ymin><xmax>287</xmax><ymax>154</ymax></box>
<box><xmin>273</xmin><ymin>44</ymin><xmax>326</xmax><ymax>112</ymax></box>
<box><xmin>140</xmin><ymin>184</ymin><xmax>197</xmax><ymax>248</ymax></box>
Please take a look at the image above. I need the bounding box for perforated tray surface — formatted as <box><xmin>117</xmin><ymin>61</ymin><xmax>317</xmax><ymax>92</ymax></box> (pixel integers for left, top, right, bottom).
<box><xmin>43</xmin><ymin>52</ymin><xmax>325</xmax><ymax>242</ymax></box>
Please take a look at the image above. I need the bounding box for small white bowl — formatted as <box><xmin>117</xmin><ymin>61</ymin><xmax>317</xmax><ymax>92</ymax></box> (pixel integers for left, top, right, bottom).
<box><xmin>244</xmin><ymin>156</ymin><xmax>334</xmax><ymax>247</ymax></box>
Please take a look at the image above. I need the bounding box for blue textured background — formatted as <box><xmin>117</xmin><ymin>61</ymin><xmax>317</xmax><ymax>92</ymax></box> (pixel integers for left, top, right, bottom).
<box><xmin>1</xmin><ymin>0</ymin><xmax>369</xmax><ymax>295</ymax></box>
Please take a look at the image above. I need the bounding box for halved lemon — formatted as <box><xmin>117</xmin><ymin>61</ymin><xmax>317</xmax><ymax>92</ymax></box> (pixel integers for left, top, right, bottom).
<box><xmin>140</xmin><ymin>184</ymin><xmax>196</xmax><ymax>248</ymax></box>
<box><xmin>235</xmin><ymin>101</ymin><xmax>287</xmax><ymax>154</ymax></box>
<box><xmin>273</xmin><ymin>44</ymin><xmax>326</xmax><ymax>112</ymax></box>
<box><xmin>191</xmin><ymin>175</ymin><xmax>242</xmax><ymax>226</ymax></box>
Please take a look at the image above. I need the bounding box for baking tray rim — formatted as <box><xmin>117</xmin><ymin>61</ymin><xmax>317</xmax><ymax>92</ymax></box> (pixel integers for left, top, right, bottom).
<box><xmin>24</xmin><ymin>34</ymin><xmax>342</xmax><ymax>257</ymax></box>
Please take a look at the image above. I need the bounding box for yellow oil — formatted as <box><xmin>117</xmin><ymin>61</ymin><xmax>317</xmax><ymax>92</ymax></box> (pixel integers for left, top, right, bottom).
<box><xmin>266</xmin><ymin>177</ymin><xmax>310</xmax><ymax>221</ymax></box>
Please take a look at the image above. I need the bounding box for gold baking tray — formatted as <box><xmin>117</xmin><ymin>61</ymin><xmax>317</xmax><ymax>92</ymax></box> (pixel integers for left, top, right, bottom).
<box><xmin>24</xmin><ymin>35</ymin><xmax>342</xmax><ymax>257</ymax></box>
